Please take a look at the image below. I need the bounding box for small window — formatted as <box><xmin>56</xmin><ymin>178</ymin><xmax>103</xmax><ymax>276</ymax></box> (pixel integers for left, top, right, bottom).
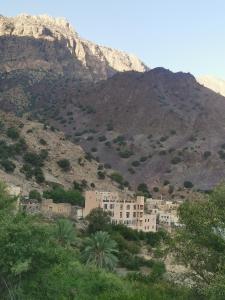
<box><xmin>126</xmin><ymin>212</ymin><xmax>130</xmax><ymax>218</ymax></box>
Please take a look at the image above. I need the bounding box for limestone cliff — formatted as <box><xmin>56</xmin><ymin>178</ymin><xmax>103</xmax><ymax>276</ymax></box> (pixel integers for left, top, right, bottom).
<box><xmin>0</xmin><ymin>14</ymin><xmax>148</xmax><ymax>81</ymax></box>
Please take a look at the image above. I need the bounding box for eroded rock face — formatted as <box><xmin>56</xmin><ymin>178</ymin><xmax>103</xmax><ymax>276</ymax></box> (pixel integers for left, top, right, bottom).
<box><xmin>0</xmin><ymin>14</ymin><xmax>148</xmax><ymax>81</ymax></box>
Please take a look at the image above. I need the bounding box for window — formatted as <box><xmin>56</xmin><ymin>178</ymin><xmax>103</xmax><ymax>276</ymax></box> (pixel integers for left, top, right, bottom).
<box><xmin>126</xmin><ymin>212</ymin><xmax>130</xmax><ymax>218</ymax></box>
<box><xmin>104</xmin><ymin>204</ymin><xmax>107</xmax><ymax>209</ymax></box>
<box><xmin>126</xmin><ymin>205</ymin><xmax>130</xmax><ymax>210</ymax></box>
<box><xmin>120</xmin><ymin>204</ymin><xmax>123</xmax><ymax>210</ymax></box>
<box><xmin>110</xmin><ymin>204</ymin><xmax>114</xmax><ymax>209</ymax></box>
<box><xmin>133</xmin><ymin>212</ymin><xmax>136</xmax><ymax>218</ymax></box>
<box><xmin>134</xmin><ymin>205</ymin><xmax>136</xmax><ymax>210</ymax></box>
<box><xmin>120</xmin><ymin>212</ymin><xmax>123</xmax><ymax>218</ymax></box>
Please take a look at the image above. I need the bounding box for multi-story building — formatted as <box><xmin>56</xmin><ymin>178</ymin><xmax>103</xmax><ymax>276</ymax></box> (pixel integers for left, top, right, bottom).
<box><xmin>84</xmin><ymin>191</ymin><xmax>156</xmax><ymax>232</ymax></box>
<box><xmin>145</xmin><ymin>197</ymin><xmax>181</xmax><ymax>231</ymax></box>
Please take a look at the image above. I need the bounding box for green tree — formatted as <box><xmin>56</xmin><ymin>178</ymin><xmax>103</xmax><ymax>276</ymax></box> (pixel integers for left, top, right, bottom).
<box><xmin>86</xmin><ymin>207</ymin><xmax>111</xmax><ymax>234</ymax></box>
<box><xmin>173</xmin><ymin>185</ymin><xmax>225</xmax><ymax>297</ymax></box>
<box><xmin>82</xmin><ymin>231</ymin><xmax>118</xmax><ymax>271</ymax></box>
<box><xmin>29</xmin><ymin>190</ymin><xmax>42</xmax><ymax>201</ymax></box>
<box><xmin>43</xmin><ymin>187</ymin><xmax>84</xmax><ymax>206</ymax></box>
<box><xmin>57</xmin><ymin>159</ymin><xmax>71</xmax><ymax>171</ymax></box>
<box><xmin>54</xmin><ymin>218</ymin><xmax>76</xmax><ymax>246</ymax></box>
<box><xmin>6</xmin><ymin>127</ymin><xmax>19</xmax><ymax>140</ymax></box>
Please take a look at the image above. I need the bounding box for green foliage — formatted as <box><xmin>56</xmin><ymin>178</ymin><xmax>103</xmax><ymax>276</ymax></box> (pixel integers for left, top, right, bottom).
<box><xmin>0</xmin><ymin>181</ymin><xmax>196</xmax><ymax>299</ymax></box>
<box><xmin>132</xmin><ymin>160</ymin><xmax>140</xmax><ymax>167</ymax></box>
<box><xmin>54</xmin><ymin>218</ymin><xmax>76</xmax><ymax>246</ymax></box>
<box><xmin>86</xmin><ymin>208</ymin><xmax>111</xmax><ymax>234</ymax></box>
<box><xmin>29</xmin><ymin>190</ymin><xmax>42</xmax><ymax>201</ymax></box>
<box><xmin>98</xmin><ymin>171</ymin><xmax>106</xmax><ymax>179</ymax></box>
<box><xmin>57</xmin><ymin>159</ymin><xmax>71</xmax><ymax>171</ymax></box>
<box><xmin>39</xmin><ymin>138</ymin><xmax>47</xmax><ymax>145</ymax></box>
<box><xmin>183</xmin><ymin>181</ymin><xmax>194</xmax><ymax>188</ymax></box>
<box><xmin>6</xmin><ymin>127</ymin><xmax>20</xmax><ymax>140</ymax></box>
<box><xmin>137</xmin><ymin>183</ymin><xmax>151</xmax><ymax>197</ymax></box>
<box><xmin>82</xmin><ymin>231</ymin><xmax>118</xmax><ymax>271</ymax></box>
<box><xmin>113</xmin><ymin>135</ymin><xmax>126</xmax><ymax>145</ymax></box>
<box><xmin>110</xmin><ymin>172</ymin><xmax>124</xmax><ymax>185</ymax></box>
<box><xmin>171</xmin><ymin>156</ymin><xmax>182</xmax><ymax>164</ymax></box>
<box><xmin>173</xmin><ymin>185</ymin><xmax>225</xmax><ymax>296</ymax></box>
<box><xmin>203</xmin><ymin>151</ymin><xmax>211</xmax><ymax>159</ymax></box>
<box><xmin>43</xmin><ymin>187</ymin><xmax>84</xmax><ymax>206</ymax></box>
<box><xmin>119</xmin><ymin>149</ymin><xmax>134</xmax><ymax>158</ymax></box>
<box><xmin>0</xmin><ymin>159</ymin><xmax>16</xmax><ymax>173</ymax></box>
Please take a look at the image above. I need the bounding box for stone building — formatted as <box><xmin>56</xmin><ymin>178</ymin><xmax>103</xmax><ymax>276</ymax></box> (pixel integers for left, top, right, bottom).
<box><xmin>84</xmin><ymin>191</ymin><xmax>156</xmax><ymax>232</ymax></box>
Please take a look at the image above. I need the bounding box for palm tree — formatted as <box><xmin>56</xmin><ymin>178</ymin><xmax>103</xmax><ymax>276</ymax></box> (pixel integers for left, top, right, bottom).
<box><xmin>54</xmin><ymin>218</ymin><xmax>76</xmax><ymax>246</ymax></box>
<box><xmin>82</xmin><ymin>231</ymin><xmax>118</xmax><ymax>271</ymax></box>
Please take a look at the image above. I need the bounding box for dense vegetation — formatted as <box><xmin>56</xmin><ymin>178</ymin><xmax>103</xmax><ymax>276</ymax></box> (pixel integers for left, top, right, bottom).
<box><xmin>0</xmin><ymin>182</ymin><xmax>198</xmax><ymax>299</ymax></box>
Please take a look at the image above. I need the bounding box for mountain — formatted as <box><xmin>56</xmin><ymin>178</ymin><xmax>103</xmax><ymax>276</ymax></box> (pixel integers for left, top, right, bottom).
<box><xmin>197</xmin><ymin>75</ymin><xmax>225</xmax><ymax>97</ymax></box>
<box><xmin>0</xmin><ymin>14</ymin><xmax>148</xmax><ymax>82</ymax></box>
<box><xmin>28</xmin><ymin>68</ymin><xmax>225</xmax><ymax>194</ymax></box>
<box><xmin>1</xmin><ymin>14</ymin><xmax>225</xmax><ymax>196</ymax></box>
<box><xmin>0</xmin><ymin>111</ymin><xmax>122</xmax><ymax>195</ymax></box>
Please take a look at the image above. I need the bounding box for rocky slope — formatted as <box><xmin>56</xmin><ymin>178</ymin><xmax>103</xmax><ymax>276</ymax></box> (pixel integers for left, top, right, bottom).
<box><xmin>197</xmin><ymin>75</ymin><xmax>225</xmax><ymax>97</ymax></box>
<box><xmin>32</xmin><ymin>68</ymin><xmax>225</xmax><ymax>195</ymax></box>
<box><xmin>0</xmin><ymin>111</ymin><xmax>122</xmax><ymax>195</ymax></box>
<box><xmin>0</xmin><ymin>14</ymin><xmax>148</xmax><ymax>82</ymax></box>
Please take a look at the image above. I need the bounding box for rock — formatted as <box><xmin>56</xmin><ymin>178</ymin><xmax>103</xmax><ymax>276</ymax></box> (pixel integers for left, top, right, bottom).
<box><xmin>0</xmin><ymin>14</ymin><xmax>149</xmax><ymax>81</ymax></box>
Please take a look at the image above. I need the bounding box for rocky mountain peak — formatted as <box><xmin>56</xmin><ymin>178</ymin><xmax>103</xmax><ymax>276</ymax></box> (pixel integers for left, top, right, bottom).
<box><xmin>0</xmin><ymin>14</ymin><xmax>148</xmax><ymax>81</ymax></box>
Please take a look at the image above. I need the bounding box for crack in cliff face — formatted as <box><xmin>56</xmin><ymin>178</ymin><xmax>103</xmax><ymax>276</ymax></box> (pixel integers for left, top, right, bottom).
<box><xmin>0</xmin><ymin>14</ymin><xmax>149</xmax><ymax>82</ymax></box>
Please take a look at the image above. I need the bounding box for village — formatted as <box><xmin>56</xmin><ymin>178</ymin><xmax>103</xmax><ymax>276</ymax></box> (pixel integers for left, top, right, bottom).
<box><xmin>7</xmin><ymin>184</ymin><xmax>182</xmax><ymax>233</ymax></box>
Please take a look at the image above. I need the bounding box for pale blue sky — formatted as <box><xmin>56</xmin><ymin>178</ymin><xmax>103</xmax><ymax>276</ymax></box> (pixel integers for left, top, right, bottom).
<box><xmin>1</xmin><ymin>0</ymin><xmax>225</xmax><ymax>78</ymax></box>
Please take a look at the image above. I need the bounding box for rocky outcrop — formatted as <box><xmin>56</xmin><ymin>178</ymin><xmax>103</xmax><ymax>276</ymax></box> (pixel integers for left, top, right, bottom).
<box><xmin>197</xmin><ymin>75</ymin><xmax>225</xmax><ymax>97</ymax></box>
<box><xmin>0</xmin><ymin>14</ymin><xmax>148</xmax><ymax>81</ymax></box>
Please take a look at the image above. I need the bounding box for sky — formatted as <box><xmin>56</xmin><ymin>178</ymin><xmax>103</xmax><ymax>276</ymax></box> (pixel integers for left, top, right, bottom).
<box><xmin>1</xmin><ymin>0</ymin><xmax>225</xmax><ymax>79</ymax></box>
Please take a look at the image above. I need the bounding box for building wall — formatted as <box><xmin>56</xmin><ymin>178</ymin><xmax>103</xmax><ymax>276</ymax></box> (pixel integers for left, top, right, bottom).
<box><xmin>84</xmin><ymin>191</ymin><xmax>156</xmax><ymax>232</ymax></box>
<box><xmin>41</xmin><ymin>199</ymin><xmax>72</xmax><ymax>218</ymax></box>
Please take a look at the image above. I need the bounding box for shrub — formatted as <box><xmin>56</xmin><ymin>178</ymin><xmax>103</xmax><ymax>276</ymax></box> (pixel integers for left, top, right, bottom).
<box><xmin>110</xmin><ymin>172</ymin><xmax>124</xmax><ymax>185</ymax></box>
<box><xmin>140</xmin><ymin>156</ymin><xmax>147</xmax><ymax>162</ymax></box>
<box><xmin>159</xmin><ymin>150</ymin><xmax>167</xmax><ymax>156</ymax></box>
<box><xmin>6</xmin><ymin>127</ymin><xmax>19</xmax><ymax>140</ymax></box>
<box><xmin>153</xmin><ymin>187</ymin><xmax>159</xmax><ymax>192</ymax></box>
<box><xmin>106</xmin><ymin>123</ymin><xmax>114</xmax><ymax>131</ymax></box>
<box><xmin>97</xmin><ymin>171</ymin><xmax>105</xmax><ymax>180</ymax></box>
<box><xmin>119</xmin><ymin>149</ymin><xmax>133</xmax><ymax>158</ymax></box>
<box><xmin>132</xmin><ymin>161</ymin><xmax>140</xmax><ymax>167</ymax></box>
<box><xmin>98</xmin><ymin>136</ymin><xmax>107</xmax><ymax>142</ymax></box>
<box><xmin>34</xmin><ymin>168</ymin><xmax>45</xmax><ymax>183</ymax></box>
<box><xmin>39</xmin><ymin>138</ymin><xmax>47</xmax><ymax>145</ymax></box>
<box><xmin>137</xmin><ymin>183</ymin><xmax>151</xmax><ymax>198</ymax></box>
<box><xmin>29</xmin><ymin>190</ymin><xmax>42</xmax><ymax>201</ymax></box>
<box><xmin>0</xmin><ymin>159</ymin><xmax>16</xmax><ymax>173</ymax></box>
<box><xmin>113</xmin><ymin>135</ymin><xmax>126</xmax><ymax>145</ymax></box>
<box><xmin>203</xmin><ymin>151</ymin><xmax>211</xmax><ymax>159</ymax></box>
<box><xmin>184</xmin><ymin>181</ymin><xmax>194</xmax><ymax>189</ymax></box>
<box><xmin>171</xmin><ymin>156</ymin><xmax>182</xmax><ymax>164</ymax></box>
<box><xmin>163</xmin><ymin>180</ymin><xmax>170</xmax><ymax>185</ymax></box>
<box><xmin>43</xmin><ymin>187</ymin><xmax>84</xmax><ymax>206</ymax></box>
<box><xmin>57</xmin><ymin>159</ymin><xmax>71</xmax><ymax>172</ymax></box>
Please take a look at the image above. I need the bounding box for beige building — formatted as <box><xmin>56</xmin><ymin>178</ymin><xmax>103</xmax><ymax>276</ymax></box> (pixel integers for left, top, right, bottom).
<box><xmin>41</xmin><ymin>199</ymin><xmax>72</xmax><ymax>218</ymax></box>
<box><xmin>145</xmin><ymin>198</ymin><xmax>181</xmax><ymax>231</ymax></box>
<box><xmin>84</xmin><ymin>191</ymin><xmax>156</xmax><ymax>232</ymax></box>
